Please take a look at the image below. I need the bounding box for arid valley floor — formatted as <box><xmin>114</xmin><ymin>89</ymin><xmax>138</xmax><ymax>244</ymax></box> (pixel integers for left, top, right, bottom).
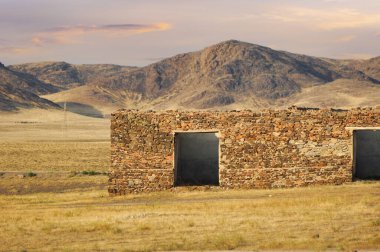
<box><xmin>0</xmin><ymin>109</ymin><xmax>379</xmax><ymax>251</ymax></box>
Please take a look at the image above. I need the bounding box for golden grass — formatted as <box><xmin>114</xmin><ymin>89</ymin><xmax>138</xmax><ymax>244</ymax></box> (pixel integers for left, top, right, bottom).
<box><xmin>1</xmin><ymin>109</ymin><xmax>379</xmax><ymax>251</ymax></box>
<box><xmin>0</xmin><ymin>109</ymin><xmax>110</xmax><ymax>172</ymax></box>
<box><xmin>0</xmin><ymin>182</ymin><xmax>379</xmax><ymax>251</ymax></box>
<box><xmin>0</xmin><ymin>141</ymin><xmax>109</xmax><ymax>172</ymax></box>
<box><xmin>0</xmin><ymin>109</ymin><xmax>109</xmax><ymax>141</ymax></box>
<box><xmin>0</xmin><ymin>175</ymin><xmax>108</xmax><ymax>194</ymax></box>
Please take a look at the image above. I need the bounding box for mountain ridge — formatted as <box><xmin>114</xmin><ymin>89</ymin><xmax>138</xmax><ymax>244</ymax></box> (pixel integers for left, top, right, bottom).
<box><xmin>71</xmin><ymin>39</ymin><xmax>379</xmax><ymax>111</ymax></box>
<box><xmin>0</xmin><ymin>63</ymin><xmax>60</xmax><ymax>111</ymax></box>
<box><xmin>2</xmin><ymin>40</ymin><xmax>380</xmax><ymax>114</ymax></box>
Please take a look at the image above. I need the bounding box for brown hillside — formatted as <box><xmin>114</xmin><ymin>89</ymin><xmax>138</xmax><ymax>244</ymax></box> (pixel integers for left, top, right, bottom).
<box><xmin>349</xmin><ymin>56</ymin><xmax>380</xmax><ymax>81</ymax></box>
<box><xmin>46</xmin><ymin>40</ymin><xmax>380</xmax><ymax>113</ymax></box>
<box><xmin>6</xmin><ymin>40</ymin><xmax>380</xmax><ymax>114</ymax></box>
<box><xmin>9</xmin><ymin>62</ymin><xmax>137</xmax><ymax>90</ymax></box>
<box><xmin>0</xmin><ymin>63</ymin><xmax>60</xmax><ymax>111</ymax></box>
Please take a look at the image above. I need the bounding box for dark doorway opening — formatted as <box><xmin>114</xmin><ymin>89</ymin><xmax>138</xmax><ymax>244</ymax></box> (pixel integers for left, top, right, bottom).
<box><xmin>174</xmin><ymin>132</ymin><xmax>219</xmax><ymax>186</ymax></box>
<box><xmin>354</xmin><ymin>130</ymin><xmax>380</xmax><ymax>180</ymax></box>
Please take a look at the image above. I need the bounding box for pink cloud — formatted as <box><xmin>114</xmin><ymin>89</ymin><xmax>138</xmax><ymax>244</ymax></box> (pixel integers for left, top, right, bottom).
<box><xmin>31</xmin><ymin>23</ymin><xmax>171</xmax><ymax>46</ymax></box>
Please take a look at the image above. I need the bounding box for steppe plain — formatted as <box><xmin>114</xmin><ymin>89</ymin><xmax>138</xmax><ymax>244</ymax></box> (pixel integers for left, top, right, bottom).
<box><xmin>0</xmin><ymin>109</ymin><xmax>379</xmax><ymax>251</ymax></box>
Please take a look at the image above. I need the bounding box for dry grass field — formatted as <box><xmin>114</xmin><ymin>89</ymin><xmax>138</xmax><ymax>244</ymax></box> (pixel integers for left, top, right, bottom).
<box><xmin>0</xmin><ymin>182</ymin><xmax>379</xmax><ymax>251</ymax></box>
<box><xmin>0</xmin><ymin>109</ymin><xmax>109</xmax><ymax>172</ymax></box>
<box><xmin>0</xmin><ymin>109</ymin><xmax>380</xmax><ymax>251</ymax></box>
<box><xmin>0</xmin><ymin>174</ymin><xmax>107</xmax><ymax>195</ymax></box>
<box><xmin>0</xmin><ymin>109</ymin><xmax>109</xmax><ymax>141</ymax></box>
<box><xmin>0</xmin><ymin>141</ymin><xmax>109</xmax><ymax>172</ymax></box>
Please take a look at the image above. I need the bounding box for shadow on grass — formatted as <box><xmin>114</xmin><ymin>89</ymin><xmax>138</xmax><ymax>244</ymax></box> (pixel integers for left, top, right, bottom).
<box><xmin>57</xmin><ymin>102</ymin><xmax>103</xmax><ymax>118</ymax></box>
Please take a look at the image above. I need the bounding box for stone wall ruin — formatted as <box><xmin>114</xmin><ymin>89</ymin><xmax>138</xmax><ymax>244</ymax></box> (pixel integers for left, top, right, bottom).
<box><xmin>109</xmin><ymin>107</ymin><xmax>380</xmax><ymax>195</ymax></box>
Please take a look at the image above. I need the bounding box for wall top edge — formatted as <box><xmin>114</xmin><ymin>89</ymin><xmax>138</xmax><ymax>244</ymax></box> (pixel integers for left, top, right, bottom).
<box><xmin>111</xmin><ymin>106</ymin><xmax>380</xmax><ymax>116</ymax></box>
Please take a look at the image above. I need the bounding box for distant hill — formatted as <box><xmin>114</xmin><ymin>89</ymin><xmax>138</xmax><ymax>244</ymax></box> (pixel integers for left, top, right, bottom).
<box><xmin>44</xmin><ymin>40</ymin><xmax>380</xmax><ymax>112</ymax></box>
<box><xmin>2</xmin><ymin>40</ymin><xmax>380</xmax><ymax>114</ymax></box>
<box><xmin>9</xmin><ymin>62</ymin><xmax>136</xmax><ymax>90</ymax></box>
<box><xmin>2</xmin><ymin>62</ymin><xmax>136</xmax><ymax>113</ymax></box>
<box><xmin>349</xmin><ymin>56</ymin><xmax>380</xmax><ymax>81</ymax></box>
<box><xmin>0</xmin><ymin>63</ymin><xmax>59</xmax><ymax>111</ymax></box>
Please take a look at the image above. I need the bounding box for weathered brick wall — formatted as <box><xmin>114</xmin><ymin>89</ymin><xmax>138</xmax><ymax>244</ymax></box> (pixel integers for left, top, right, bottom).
<box><xmin>109</xmin><ymin>107</ymin><xmax>380</xmax><ymax>195</ymax></box>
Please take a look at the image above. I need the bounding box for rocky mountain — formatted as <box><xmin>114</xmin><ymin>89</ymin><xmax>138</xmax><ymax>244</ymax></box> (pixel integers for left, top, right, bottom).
<box><xmin>0</xmin><ymin>63</ymin><xmax>60</xmax><ymax>111</ymax></box>
<box><xmin>2</xmin><ymin>40</ymin><xmax>380</xmax><ymax>114</ymax></box>
<box><xmin>45</xmin><ymin>40</ymin><xmax>380</xmax><ymax>112</ymax></box>
<box><xmin>349</xmin><ymin>56</ymin><xmax>380</xmax><ymax>81</ymax></box>
<box><xmin>9</xmin><ymin>62</ymin><xmax>136</xmax><ymax>90</ymax></box>
<box><xmin>1</xmin><ymin>61</ymin><xmax>136</xmax><ymax>113</ymax></box>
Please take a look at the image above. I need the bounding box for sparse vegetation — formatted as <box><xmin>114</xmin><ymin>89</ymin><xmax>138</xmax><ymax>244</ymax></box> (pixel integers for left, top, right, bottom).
<box><xmin>15</xmin><ymin>121</ymin><xmax>39</xmax><ymax>124</ymax></box>
<box><xmin>80</xmin><ymin>170</ymin><xmax>107</xmax><ymax>176</ymax></box>
<box><xmin>0</xmin><ymin>141</ymin><xmax>109</xmax><ymax>172</ymax></box>
<box><xmin>25</xmin><ymin>172</ymin><xmax>37</xmax><ymax>177</ymax></box>
<box><xmin>0</xmin><ymin>109</ymin><xmax>110</xmax><ymax>172</ymax></box>
<box><xmin>0</xmin><ymin>182</ymin><xmax>379</xmax><ymax>251</ymax></box>
<box><xmin>0</xmin><ymin>175</ymin><xmax>107</xmax><ymax>195</ymax></box>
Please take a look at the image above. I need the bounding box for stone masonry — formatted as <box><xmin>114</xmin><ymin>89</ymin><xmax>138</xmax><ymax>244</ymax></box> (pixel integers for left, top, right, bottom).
<box><xmin>109</xmin><ymin>107</ymin><xmax>380</xmax><ymax>195</ymax></box>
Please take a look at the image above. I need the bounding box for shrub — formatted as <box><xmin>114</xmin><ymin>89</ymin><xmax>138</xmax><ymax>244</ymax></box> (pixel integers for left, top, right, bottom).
<box><xmin>26</xmin><ymin>172</ymin><xmax>37</xmax><ymax>177</ymax></box>
<box><xmin>80</xmin><ymin>170</ymin><xmax>107</xmax><ymax>176</ymax></box>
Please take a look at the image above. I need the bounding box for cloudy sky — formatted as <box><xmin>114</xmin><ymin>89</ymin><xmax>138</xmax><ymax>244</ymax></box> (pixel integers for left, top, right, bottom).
<box><xmin>1</xmin><ymin>0</ymin><xmax>380</xmax><ymax>66</ymax></box>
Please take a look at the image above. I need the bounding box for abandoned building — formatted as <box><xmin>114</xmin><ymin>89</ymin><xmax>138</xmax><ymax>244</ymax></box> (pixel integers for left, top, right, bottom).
<box><xmin>109</xmin><ymin>107</ymin><xmax>380</xmax><ymax>195</ymax></box>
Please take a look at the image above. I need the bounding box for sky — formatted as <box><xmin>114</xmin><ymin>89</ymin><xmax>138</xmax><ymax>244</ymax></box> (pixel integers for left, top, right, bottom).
<box><xmin>1</xmin><ymin>0</ymin><xmax>380</xmax><ymax>66</ymax></box>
